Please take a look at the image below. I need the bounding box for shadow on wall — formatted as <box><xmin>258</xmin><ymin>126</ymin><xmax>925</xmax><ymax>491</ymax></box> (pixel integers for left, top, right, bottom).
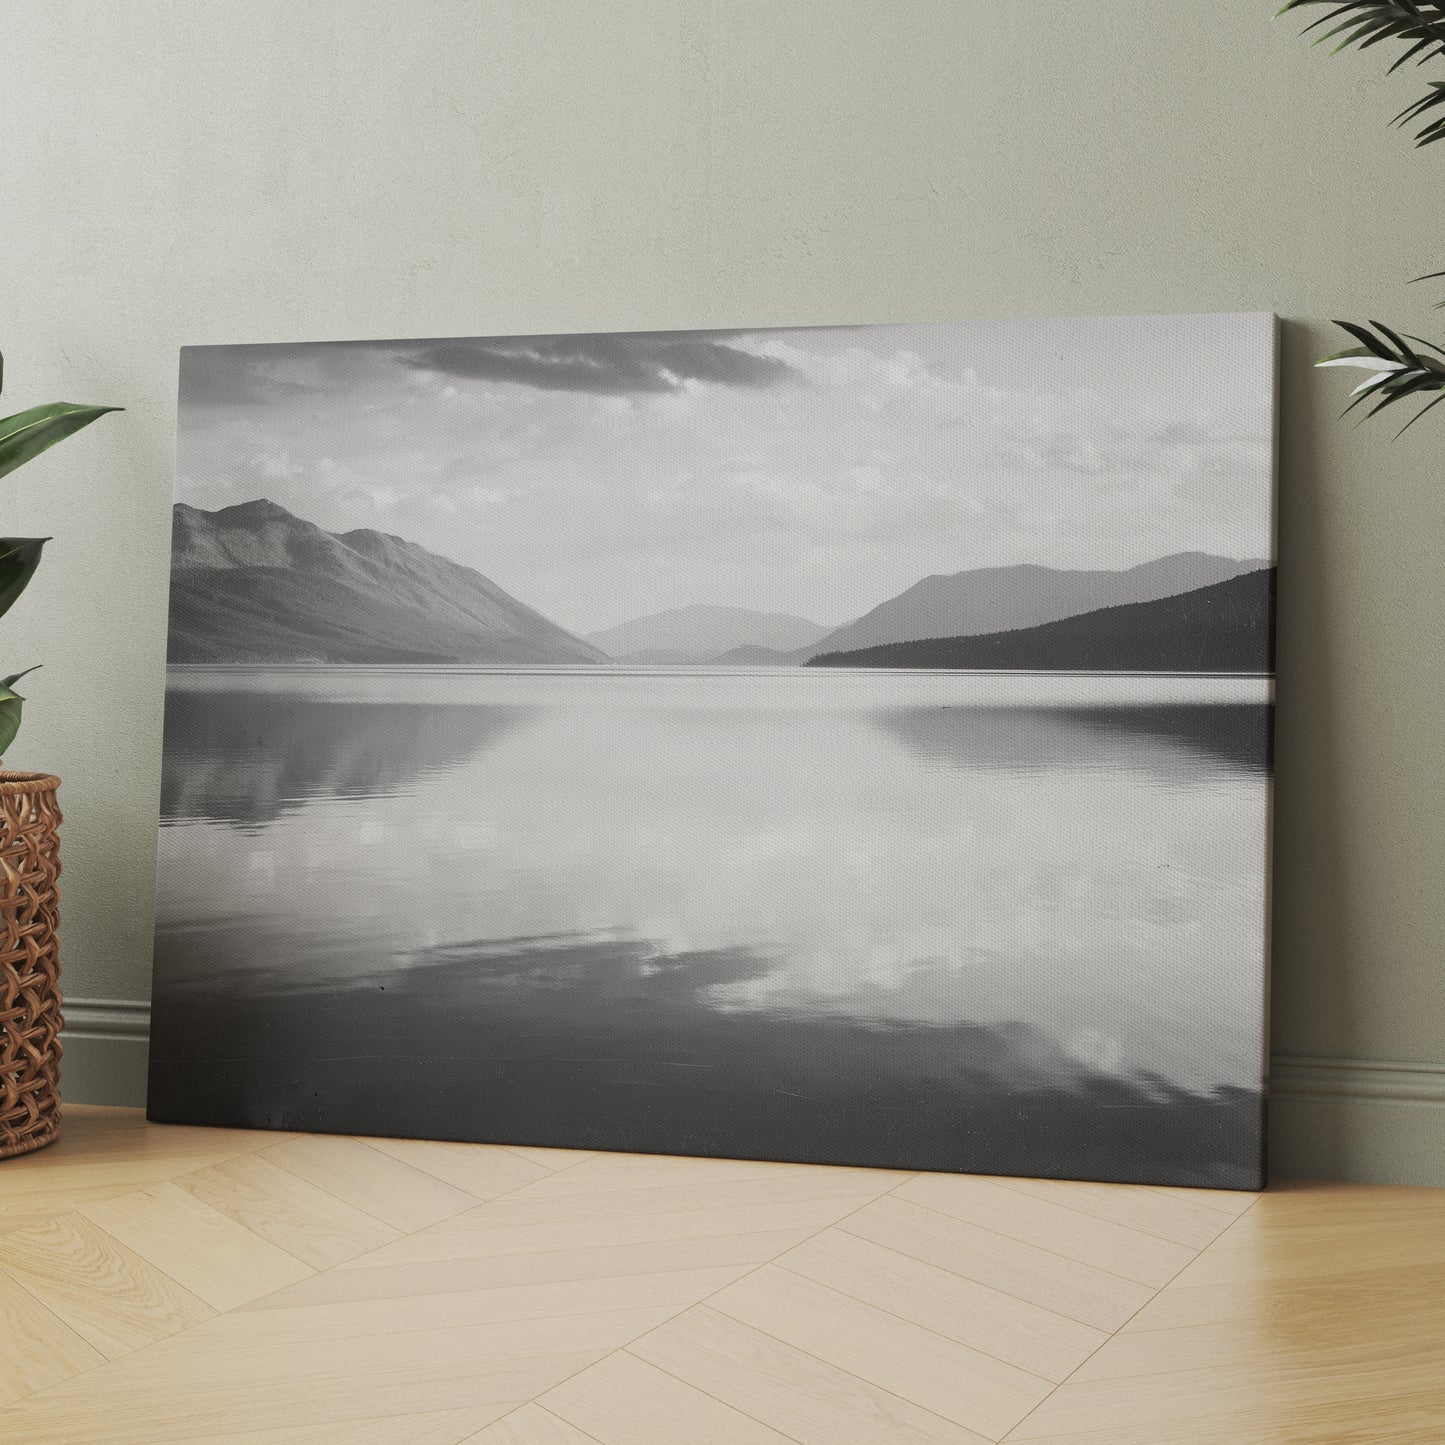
<box><xmin>1268</xmin><ymin>318</ymin><xmax>1357</xmax><ymax>1076</ymax></box>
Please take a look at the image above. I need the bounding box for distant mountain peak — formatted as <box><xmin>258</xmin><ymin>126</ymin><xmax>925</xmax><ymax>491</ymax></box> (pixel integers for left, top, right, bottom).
<box><xmin>806</xmin><ymin>552</ymin><xmax>1260</xmax><ymax>658</ymax></box>
<box><xmin>167</xmin><ymin>498</ymin><xmax>605</xmax><ymax>666</ymax></box>
<box><xmin>586</xmin><ymin>603</ymin><xmax>833</xmax><ymax>663</ymax></box>
<box><xmin>212</xmin><ymin>497</ymin><xmax>301</xmax><ymax>524</ymax></box>
<box><xmin>808</xmin><ymin>566</ymin><xmax>1276</xmax><ymax>674</ymax></box>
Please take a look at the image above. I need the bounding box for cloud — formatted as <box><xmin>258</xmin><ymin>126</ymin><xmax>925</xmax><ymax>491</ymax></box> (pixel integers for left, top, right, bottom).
<box><xmin>999</xmin><ymin>410</ymin><xmax>1269</xmax><ymax>482</ymax></box>
<box><xmin>400</xmin><ymin>332</ymin><xmax>798</xmax><ymax>396</ymax></box>
<box><xmin>172</xmin><ymin>318</ymin><xmax>1275</xmax><ymax>633</ymax></box>
<box><xmin>179</xmin><ymin>343</ymin><xmax>373</xmax><ymax>408</ymax></box>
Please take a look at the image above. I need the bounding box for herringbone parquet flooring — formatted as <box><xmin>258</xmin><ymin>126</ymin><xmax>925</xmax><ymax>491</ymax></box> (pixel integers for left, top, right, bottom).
<box><xmin>1</xmin><ymin>1107</ymin><xmax>1441</xmax><ymax>1443</ymax></box>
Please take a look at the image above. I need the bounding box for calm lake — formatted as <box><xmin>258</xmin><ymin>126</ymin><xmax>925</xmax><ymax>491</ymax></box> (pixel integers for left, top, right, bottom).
<box><xmin>149</xmin><ymin>667</ymin><xmax>1272</xmax><ymax>1187</ymax></box>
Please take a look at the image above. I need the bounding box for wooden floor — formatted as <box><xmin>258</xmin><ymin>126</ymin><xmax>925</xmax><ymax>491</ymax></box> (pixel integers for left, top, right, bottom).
<box><xmin>0</xmin><ymin>1109</ymin><xmax>1440</xmax><ymax>1443</ymax></box>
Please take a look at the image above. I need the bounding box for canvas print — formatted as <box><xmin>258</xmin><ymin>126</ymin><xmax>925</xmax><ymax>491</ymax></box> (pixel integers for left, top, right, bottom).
<box><xmin>148</xmin><ymin>313</ymin><xmax>1276</xmax><ymax>1189</ymax></box>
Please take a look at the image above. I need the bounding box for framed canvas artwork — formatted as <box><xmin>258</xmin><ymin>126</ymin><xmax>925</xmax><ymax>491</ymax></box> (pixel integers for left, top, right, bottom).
<box><xmin>147</xmin><ymin>313</ymin><xmax>1277</xmax><ymax>1189</ymax></box>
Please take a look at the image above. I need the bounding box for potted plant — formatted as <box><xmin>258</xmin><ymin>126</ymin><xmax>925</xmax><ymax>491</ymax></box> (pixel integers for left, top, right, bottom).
<box><xmin>0</xmin><ymin>350</ymin><xmax>118</xmax><ymax>1158</ymax></box>
<box><xmin>1280</xmin><ymin>1</ymin><xmax>1445</xmax><ymax>427</ymax></box>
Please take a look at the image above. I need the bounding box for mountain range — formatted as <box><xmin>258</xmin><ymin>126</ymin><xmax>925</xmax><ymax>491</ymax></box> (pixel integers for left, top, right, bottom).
<box><xmin>809</xmin><ymin>567</ymin><xmax>1276</xmax><ymax>674</ymax></box>
<box><xmin>167</xmin><ymin>500</ymin><xmax>605</xmax><ymax>664</ymax></box>
<box><xmin>166</xmin><ymin>499</ymin><xmax>1272</xmax><ymax>672</ymax></box>
<box><xmin>585</xmin><ymin>604</ymin><xmax>832</xmax><ymax>665</ymax></box>
<box><xmin>725</xmin><ymin>553</ymin><xmax>1268</xmax><ymax>665</ymax></box>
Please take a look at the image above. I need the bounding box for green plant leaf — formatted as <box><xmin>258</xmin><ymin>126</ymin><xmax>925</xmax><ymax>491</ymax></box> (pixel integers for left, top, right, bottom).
<box><xmin>1280</xmin><ymin>2</ymin><xmax>1445</xmax><ymax>141</ymax></box>
<box><xmin>0</xmin><ymin>401</ymin><xmax>122</xmax><ymax>483</ymax></box>
<box><xmin>1316</xmin><ymin>318</ymin><xmax>1445</xmax><ymax>431</ymax></box>
<box><xmin>0</xmin><ymin>538</ymin><xmax>48</xmax><ymax>622</ymax></box>
<box><xmin>0</xmin><ymin>667</ymin><xmax>39</xmax><ymax>756</ymax></box>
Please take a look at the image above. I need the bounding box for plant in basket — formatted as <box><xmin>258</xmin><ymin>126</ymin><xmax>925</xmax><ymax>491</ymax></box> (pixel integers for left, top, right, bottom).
<box><xmin>0</xmin><ymin>350</ymin><xmax>119</xmax><ymax>1158</ymax></box>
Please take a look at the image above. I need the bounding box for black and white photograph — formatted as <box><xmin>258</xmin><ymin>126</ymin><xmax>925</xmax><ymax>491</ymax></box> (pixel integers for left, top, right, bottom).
<box><xmin>148</xmin><ymin>312</ymin><xmax>1276</xmax><ymax>1189</ymax></box>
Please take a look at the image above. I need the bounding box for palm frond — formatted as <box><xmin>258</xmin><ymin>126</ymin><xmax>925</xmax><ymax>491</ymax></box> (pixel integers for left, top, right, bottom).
<box><xmin>1279</xmin><ymin>1</ymin><xmax>1445</xmax><ymax>141</ymax></box>
<box><xmin>1316</xmin><ymin>319</ymin><xmax>1445</xmax><ymax>432</ymax></box>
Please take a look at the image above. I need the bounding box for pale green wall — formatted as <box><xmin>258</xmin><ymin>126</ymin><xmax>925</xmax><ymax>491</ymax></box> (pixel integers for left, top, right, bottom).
<box><xmin>6</xmin><ymin>0</ymin><xmax>1443</xmax><ymax>1179</ymax></box>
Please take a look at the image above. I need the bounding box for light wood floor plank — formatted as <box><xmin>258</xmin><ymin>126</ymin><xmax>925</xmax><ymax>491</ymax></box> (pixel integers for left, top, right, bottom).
<box><xmin>469</xmin><ymin>1402</ymin><xmax>603</xmax><ymax>1443</ymax></box>
<box><xmin>517</xmin><ymin>1150</ymin><xmax>905</xmax><ymax>1199</ymax></box>
<box><xmin>895</xmin><ymin>1173</ymin><xmax>1197</xmax><ymax>1288</ymax></box>
<box><xmin>0</xmin><ymin>1155</ymin><xmax>277</xmax><ymax>1217</ymax></box>
<box><xmin>0</xmin><ymin>1266</ymin><xmax>106</xmax><ymax>1405</ymax></box>
<box><xmin>364</xmin><ymin>1137</ymin><xmax>554</xmax><ymax>1199</ymax></box>
<box><xmin>0</xmin><ymin>1353</ymin><xmax>579</xmax><ymax>1443</ymax></box>
<box><xmin>710</xmin><ymin>1263</ymin><xmax>1050</xmax><ymax>1439</ymax></box>
<box><xmin>204</xmin><ymin>1405</ymin><xmax>517</xmax><ymax>1444</ymax></box>
<box><xmin>499</xmin><ymin>1146</ymin><xmax>597</xmax><ymax>1171</ymax></box>
<box><xmin>1006</xmin><ymin>1387</ymin><xmax>1445</xmax><ymax>1444</ymax></box>
<box><xmin>432</xmin><ymin>1168</ymin><xmax>903</xmax><ymax>1228</ymax></box>
<box><xmin>632</xmin><ymin>1304</ymin><xmax>989</xmax><ymax>1444</ymax></box>
<box><xmin>1007</xmin><ymin>1353</ymin><xmax>1445</xmax><ymax>1439</ymax></box>
<box><xmin>172</xmin><ymin>1152</ymin><xmax>402</xmax><ymax>1271</ymax></box>
<box><xmin>988</xmin><ymin>1174</ymin><xmax>1247</xmax><ymax>1251</ymax></box>
<box><xmin>1069</xmin><ymin>1311</ymin><xmax>1445</xmax><ymax>1384</ymax></box>
<box><xmin>0</xmin><ymin>1212</ymin><xmax>215</xmax><ymax>1358</ymax></box>
<box><xmin>1168</xmin><ymin>1214</ymin><xmax>1445</xmax><ymax>1288</ymax></box>
<box><xmin>79</xmin><ymin>1182</ymin><xmax>313</xmax><ymax>1311</ymax></box>
<box><xmin>840</xmin><ymin>1194</ymin><xmax>1153</xmax><ymax>1331</ymax></box>
<box><xmin>348</xmin><ymin>1196</ymin><xmax>878</xmax><ymax>1268</ymax></box>
<box><xmin>53</xmin><ymin>1306</ymin><xmax>689</xmax><ymax>1399</ymax></box>
<box><xmin>1210</xmin><ymin>1179</ymin><xmax>1438</xmax><ymax>1229</ymax></box>
<box><xmin>1127</xmin><ymin>1258</ymin><xmax>1445</xmax><ymax>1332</ymax></box>
<box><xmin>250</xmin><ymin>1229</ymin><xmax>811</xmax><ymax>1311</ymax></box>
<box><xmin>4</xmin><ymin>1109</ymin><xmax>1439</xmax><ymax>1445</ymax></box>
<box><xmin>1149</xmin><ymin>1184</ymin><xmax>1256</xmax><ymax>1215</ymax></box>
<box><xmin>260</xmin><ymin>1135</ymin><xmax>482</xmax><ymax>1231</ymax></box>
<box><xmin>177</xmin><ymin>1266</ymin><xmax>746</xmax><ymax>1348</ymax></box>
<box><xmin>541</xmin><ymin>1349</ymin><xmax>794</xmax><ymax>1444</ymax></box>
<box><xmin>21</xmin><ymin>1107</ymin><xmax>287</xmax><ymax>1169</ymax></box>
<box><xmin>774</xmin><ymin>1225</ymin><xmax>1107</xmax><ymax>1382</ymax></box>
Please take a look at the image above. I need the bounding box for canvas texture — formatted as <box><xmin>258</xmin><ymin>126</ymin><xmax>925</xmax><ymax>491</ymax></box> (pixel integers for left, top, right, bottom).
<box><xmin>147</xmin><ymin>314</ymin><xmax>1277</xmax><ymax>1189</ymax></box>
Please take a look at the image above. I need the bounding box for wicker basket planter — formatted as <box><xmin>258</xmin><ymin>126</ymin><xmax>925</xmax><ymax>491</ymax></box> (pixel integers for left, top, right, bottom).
<box><xmin>0</xmin><ymin>771</ymin><xmax>63</xmax><ymax>1160</ymax></box>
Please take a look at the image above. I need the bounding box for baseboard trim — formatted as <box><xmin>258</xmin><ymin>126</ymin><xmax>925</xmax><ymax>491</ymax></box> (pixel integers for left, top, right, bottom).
<box><xmin>63</xmin><ymin>997</ymin><xmax>152</xmax><ymax>1041</ymax></box>
<box><xmin>1271</xmin><ymin>1054</ymin><xmax>1445</xmax><ymax>1105</ymax></box>
<box><xmin>53</xmin><ymin>1002</ymin><xmax>1445</xmax><ymax>1183</ymax></box>
<box><xmin>59</xmin><ymin>997</ymin><xmax>152</xmax><ymax>1108</ymax></box>
<box><xmin>1268</xmin><ymin>1055</ymin><xmax>1445</xmax><ymax>1187</ymax></box>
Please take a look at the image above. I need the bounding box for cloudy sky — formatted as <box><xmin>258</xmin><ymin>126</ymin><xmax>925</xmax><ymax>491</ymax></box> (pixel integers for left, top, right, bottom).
<box><xmin>175</xmin><ymin>313</ymin><xmax>1275</xmax><ymax>635</ymax></box>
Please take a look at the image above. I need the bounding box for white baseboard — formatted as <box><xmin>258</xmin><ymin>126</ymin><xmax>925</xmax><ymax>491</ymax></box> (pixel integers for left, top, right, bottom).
<box><xmin>55</xmin><ymin>1000</ymin><xmax>1445</xmax><ymax>1185</ymax></box>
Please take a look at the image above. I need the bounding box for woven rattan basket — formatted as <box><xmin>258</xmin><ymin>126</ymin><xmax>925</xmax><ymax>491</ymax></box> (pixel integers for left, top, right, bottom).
<box><xmin>0</xmin><ymin>771</ymin><xmax>62</xmax><ymax>1159</ymax></box>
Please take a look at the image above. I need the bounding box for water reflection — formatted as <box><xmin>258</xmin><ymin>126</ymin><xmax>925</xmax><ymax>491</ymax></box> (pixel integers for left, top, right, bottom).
<box><xmin>151</xmin><ymin>670</ymin><xmax>1270</xmax><ymax>1187</ymax></box>
<box><xmin>151</xmin><ymin>928</ymin><xmax>1261</xmax><ymax>1188</ymax></box>
<box><xmin>874</xmin><ymin>702</ymin><xmax>1271</xmax><ymax>781</ymax></box>
<box><xmin>160</xmin><ymin>689</ymin><xmax>538</xmax><ymax>828</ymax></box>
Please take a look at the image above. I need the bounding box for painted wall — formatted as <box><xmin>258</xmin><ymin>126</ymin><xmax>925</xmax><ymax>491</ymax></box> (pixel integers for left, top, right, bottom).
<box><xmin>5</xmin><ymin>0</ymin><xmax>1443</xmax><ymax>1180</ymax></box>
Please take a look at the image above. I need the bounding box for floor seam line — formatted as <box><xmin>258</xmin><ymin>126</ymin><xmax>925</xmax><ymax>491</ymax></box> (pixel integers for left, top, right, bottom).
<box><xmin>983</xmin><ymin>1176</ymin><xmax>1253</xmax><ymax>1247</ymax></box>
<box><xmin>477</xmin><ymin>1396</ymin><xmax>606</xmax><ymax>1443</ymax></box>
<box><xmin>878</xmin><ymin>1188</ymin><xmax>1174</xmax><ymax>1290</ymax></box>
<box><xmin>249</xmin><ymin>1144</ymin><xmax>461</xmax><ymax>1235</ymax></box>
<box><xmin>527</xmin><ymin>1191</ymin><xmax>887</xmax><ymax>1443</ymax></box>
<box><xmin>996</xmin><ymin>1197</ymin><xmax>1264</xmax><ymax>1441</ymax></box>
<box><xmin>767</xmin><ymin>1257</ymin><xmax>1056</xmax><ymax>1389</ymax></box>
<box><xmin>781</xmin><ymin>1224</ymin><xmax>1109</xmax><ymax>1344</ymax></box>
<box><xmin>613</xmin><ymin>1182</ymin><xmax>996</xmax><ymax>1441</ymax></box>
<box><xmin>228</xmin><ymin>1139</ymin><xmax>592</xmax><ymax>1308</ymax></box>
<box><xmin>697</xmin><ymin>1293</ymin><xmax>993</xmax><ymax>1440</ymax></box>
